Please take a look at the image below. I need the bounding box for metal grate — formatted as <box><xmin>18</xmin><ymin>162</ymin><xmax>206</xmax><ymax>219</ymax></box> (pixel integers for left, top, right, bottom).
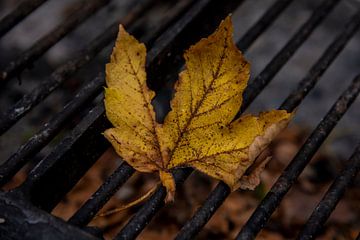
<box><xmin>0</xmin><ymin>0</ymin><xmax>359</xmax><ymax>239</ymax></box>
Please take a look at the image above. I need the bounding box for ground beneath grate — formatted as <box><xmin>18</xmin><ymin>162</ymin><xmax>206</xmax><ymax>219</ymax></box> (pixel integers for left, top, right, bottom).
<box><xmin>4</xmin><ymin>127</ymin><xmax>359</xmax><ymax>239</ymax></box>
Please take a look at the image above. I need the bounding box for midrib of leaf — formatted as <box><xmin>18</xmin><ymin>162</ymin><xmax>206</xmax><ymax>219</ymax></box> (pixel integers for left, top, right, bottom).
<box><xmin>123</xmin><ymin>48</ymin><xmax>164</xmax><ymax>169</ymax></box>
<box><xmin>167</xmin><ymin>34</ymin><xmax>229</xmax><ymax>164</ymax></box>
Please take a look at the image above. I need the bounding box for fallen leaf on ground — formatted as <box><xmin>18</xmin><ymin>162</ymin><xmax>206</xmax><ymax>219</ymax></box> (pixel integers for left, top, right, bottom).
<box><xmin>104</xmin><ymin>16</ymin><xmax>292</xmax><ymax>201</ymax></box>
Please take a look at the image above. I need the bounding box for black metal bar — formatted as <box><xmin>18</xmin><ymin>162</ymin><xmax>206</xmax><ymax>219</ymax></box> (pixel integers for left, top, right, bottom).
<box><xmin>0</xmin><ymin>0</ymin><xmax>110</xmax><ymax>85</ymax></box>
<box><xmin>175</xmin><ymin>184</ymin><xmax>230</xmax><ymax>240</ymax></box>
<box><xmin>114</xmin><ymin>168</ymin><xmax>193</xmax><ymax>240</ymax></box>
<box><xmin>0</xmin><ymin>0</ymin><xmax>154</xmax><ymax>136</ymax></box>
<box><xmin>240</xmin><ymin>0</ymin><xmax>340</xmax><ymax>113</ymax></box>
<box><xmin>0</xmin><ymin>75</ymin><xmax>104</xmax><ymax>187</ymax></box>
<box><xmin>68</xmin><ymin>0</ymin><xmax>288</xmax><ymax>228</ymax></box>
<box><xmin>68</xmin><ymin>161</ymin><xmax>135</xmax><ymax>226</ymax></box>
<box><xmin>236</xmin><ymin>74</ymin><xmax>360</xmax><ymax>239</ymax></box>
<box><xmin>0</xmin><ymin>191</ymin><xmax>99</xmax><ymax>240</ymax></box>
<box><xmin>175</xmin><ymin>8</ymin><xmax>360</xmax><ymax>239</ymax></box>
<box><xmin>0</xmin><ymin>0</ymin><xmax>48</xmax><ymax>37</ymax></box>
<box><xmin>17</xmin><ymin>103</ymin><xmax>111</xmax><ymax>211</ymax></box>
<box><xmin>297</xmin><ymin>145</ymin><xmax>360</xmax><ymax>240</ymax></box>
<box><xmin>281</xmin><ymin>9</ymin><xmax>360</xmax><ymax>111</ymax></box>
<box><xmin>237</xmin><ymin>0</ymin><xmax>293</xmax><ymax>51</ymax></box>
<box><xmin>14</xmin><ymin>0</ymin><xmax>242</xmax><ymax>212</ymax></box>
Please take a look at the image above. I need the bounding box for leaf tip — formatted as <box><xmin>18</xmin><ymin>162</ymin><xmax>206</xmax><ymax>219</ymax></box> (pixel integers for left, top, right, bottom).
<box><xmin>118</xmin><ymin>24</ymin><xmax>126</xmax><ymax>34</ymax></box>
<box><xmin>117</xmin><ymin>24</ymin><xmax>132</xmax><ymax>42</ymax></box>
<box><xmin>219</xmin><ymin>14</ymin><xmax>233</xmax><ymax>33</ymax></box>
<box><xmin>224</xmin><ymin>14</ymin><xmax>233</xmax><ymax>23</ymax></box>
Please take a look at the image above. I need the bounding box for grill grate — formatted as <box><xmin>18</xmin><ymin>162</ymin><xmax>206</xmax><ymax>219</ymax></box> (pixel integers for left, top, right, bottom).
<box><xmin>0</xmin><ymin>0</ymin><xmax>156</xmax><ymax>135</ymax></box>
<box><xmin>177</xmin><ymin>7</ymin><xmax>360</xmax><ymax>240</ymax></box>
<box><xmin>0</xmin><ymin>0</ymin><xmax>48</xmax><ymax>37</ymax></box>
<box><xmin>299</xmin><ymin>144</ymin><xmax>360</xmax><ymax>239</ymax></box>
<box><xmin>237</xmin><ymin>75</ymin><xmax>360</xmax><ymax>240</ymax></box>
<box><xmin>0</xmin><ymin>0</ymin><xmax>111</xmax><ymax>84</ymax></box>
<box><xmin>0</xmin><ymin>0</ymin><xmax>359</xmax><ymax>239</ymax></box>
<box><xmin>0</xmin><ymin>0</ymin><xmax>166</xmax><ymax>186</ymax></box>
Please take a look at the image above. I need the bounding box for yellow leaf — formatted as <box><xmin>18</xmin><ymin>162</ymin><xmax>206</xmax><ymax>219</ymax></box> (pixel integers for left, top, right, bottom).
<box><xmin>104</xmin><ymin>25</ymin><xmax>163</xmax><ymax>173</ymax></box>
<box><xmin>104</xmin><ymin>17</ymin><xmax>292</xmax><ymax>202</ymax></box>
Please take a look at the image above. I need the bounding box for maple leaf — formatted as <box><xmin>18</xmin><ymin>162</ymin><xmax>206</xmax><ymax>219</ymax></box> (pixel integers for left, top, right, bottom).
<box><xmin>104</xmin><ymin>16</ymin><xmax>292</xmax><ymax>202</ymax></box>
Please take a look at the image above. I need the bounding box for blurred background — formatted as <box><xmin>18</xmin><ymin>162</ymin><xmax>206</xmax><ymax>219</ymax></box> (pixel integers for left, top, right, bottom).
<box><xmin>0</xmin><ymin>0</ymin><xmax>359</xmax><ymax>239</ymax></box>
